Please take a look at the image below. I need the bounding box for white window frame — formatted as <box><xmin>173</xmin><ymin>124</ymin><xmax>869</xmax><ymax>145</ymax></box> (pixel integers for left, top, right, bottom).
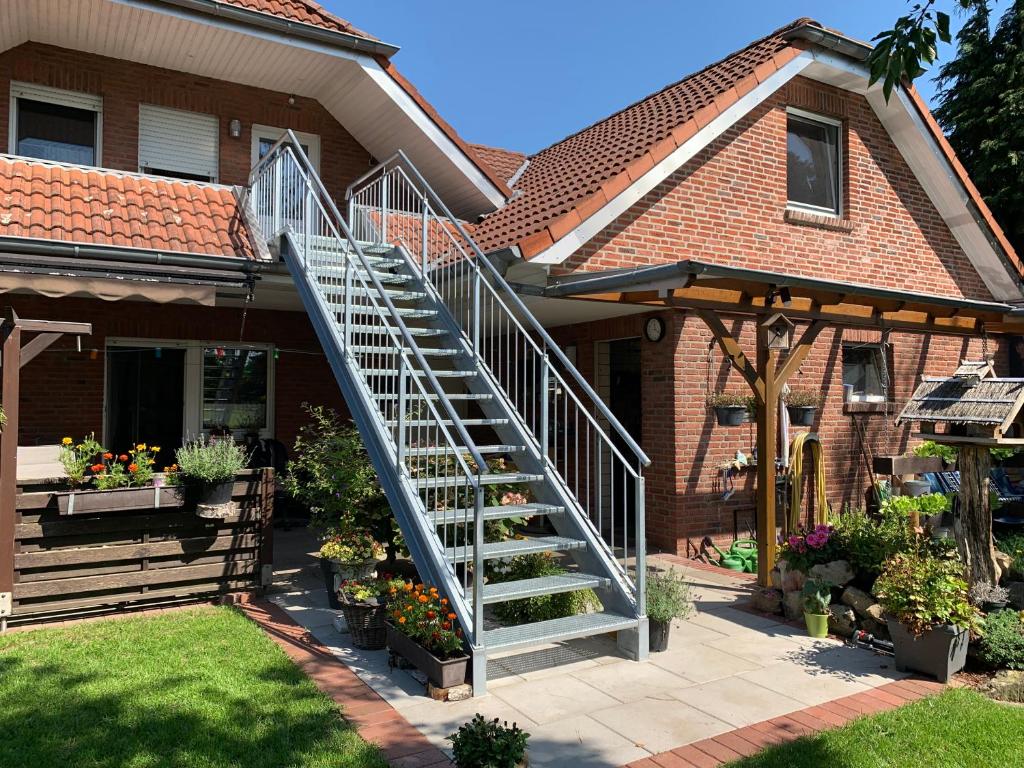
<box><xmin>138</xmin><ymin>104</ymin><xmax>220</xmax><ymax>182</ymax></box>
<box><xmin>8</xmin><ymin>81</ymin><xmax>103</xmax><ymax>166</ymax></box>
<box><xmin>251</xmin><ymin>124</ymin><xmax>320</xmax><ymax>172</ymax></box>
<box><xmin>842</xmin><ymin>342</ymin><xmax>887</xmax><ymax>403</ymax></box>
<box><xmin>786</xmin><ymin>107</ymin><xmax>843</xmax><ymax>218</ymax></box>
<box><xmin>103</xmin><ymin>338</ymin><xmax>276</xmax><ymax>445</ymax></box>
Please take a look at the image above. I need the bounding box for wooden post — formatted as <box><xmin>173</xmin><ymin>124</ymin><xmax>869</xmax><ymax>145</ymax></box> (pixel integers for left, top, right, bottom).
<box><xmin>0</xmin><ymin>322</ymin><xmax>21</xmax><ymax>625</ymax></box>
<box><xmin>956</xmin><ymin>444</ymin><xmax>998</xmax><ymax>587</ymax></box>
<box><xmin>755</xmin><ymin>323</ymin><xmax>778</xmax><ymax>586</ymax></box>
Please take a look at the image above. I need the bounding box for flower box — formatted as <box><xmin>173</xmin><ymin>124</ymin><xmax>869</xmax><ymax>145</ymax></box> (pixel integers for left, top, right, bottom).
<box><xmin>386</xmin><ymin>622</ymin><xmax>469</xmax><ymax>689</ymax></box>
<box><xmin>887</xmin><ymin>618</ymin><xmax>970</xmax><ymax>683</ymax></box>
<box><xmin>55</xmin><ymin>485</ymin><xmax>183</xmax><ymax>515</ymax></box>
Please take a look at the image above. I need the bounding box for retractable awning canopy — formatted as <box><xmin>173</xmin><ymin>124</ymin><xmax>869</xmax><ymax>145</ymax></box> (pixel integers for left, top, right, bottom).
<box><xmin>544</xmin><ymin>260</ymin><xmax>1024</xmax><ymax>335</ymax></box>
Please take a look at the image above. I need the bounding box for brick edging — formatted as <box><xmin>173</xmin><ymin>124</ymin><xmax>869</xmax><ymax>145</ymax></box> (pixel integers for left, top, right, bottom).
<box><xmin>655</xmin><ymin>553</ymin><xmax>758</xmax><ymax>582</ymax></box>
<box><xmin>240</xmin><ymin>599</ymin><xmax>450</xmax><ymax>767</ymax></box>
<box><xmin>624</xmin><ymin>678</ymin><xmax>946</xmax><ymax>767</ymax></box>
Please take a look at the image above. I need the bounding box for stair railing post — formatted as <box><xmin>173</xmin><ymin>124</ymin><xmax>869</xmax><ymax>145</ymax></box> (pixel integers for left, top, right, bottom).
<box><xmin>396</xmin><ymin>361</ymin><xmax>407</xmax><ymax>472</ymax></box>
<box><xmin>273</xmin><ymin>154</ymin><xmax>283</xmax><ymax>235</ymax></box>
<box><xmin>539</xmin><ymin>353</ymin><xmax>550</xmax><ymax>464</ymax></box>
<box><xmin>472</xmin><ymin>484</ymin><xmax>484</xmax><ymax>647</ymax></box>
<box><xmin>380</xmin><ymin>173</ymin><xmax>389</xmax><ymax>245</ymax></box>
<box><xmin>472</xmin><ymin>270</ymin><xmax>481</xmax><ymax>358</ymax></box>
<box><xmin>635</xmin><ymin>473</ymin><xmax>646</xmax><ymax>615</ymax></box>
<box><xmin>343</xmin><ymin>241</ymin><xmax>353</xmax><ymax>354</ymax></box>
<box><xmin>420</xmin><ymin>199</ymin><xmax>429</xmax><ymax>276</ymax></box>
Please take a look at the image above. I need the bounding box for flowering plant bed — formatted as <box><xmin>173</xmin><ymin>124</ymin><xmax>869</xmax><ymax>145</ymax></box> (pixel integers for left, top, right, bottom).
<box><xmin>387</xmin><ymin>583</ymin><xmax>468</xmax><ymax>687</ymax></box>
<box><xmin>55</xmin><ymin>484</ymin><xmax>182</xmax><ymax>515</ymax></box>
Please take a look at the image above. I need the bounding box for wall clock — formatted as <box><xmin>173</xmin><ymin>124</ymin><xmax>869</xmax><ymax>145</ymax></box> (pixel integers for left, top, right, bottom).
<box><xmin>644</xmin><ymin>317</ymin><xmax>665</xmax><ymax>343</ymax></box>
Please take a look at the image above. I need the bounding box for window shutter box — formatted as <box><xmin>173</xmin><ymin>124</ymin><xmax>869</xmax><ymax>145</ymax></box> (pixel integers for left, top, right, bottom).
<box><xmin>138</xmin><ymin>104</ymin><xmax>219</xmax><ymax>181</ymax></box>
<box><xmin>11</xmin><ymin>82</ymin><xmax>102</xmax><ymax>113</ymax></box>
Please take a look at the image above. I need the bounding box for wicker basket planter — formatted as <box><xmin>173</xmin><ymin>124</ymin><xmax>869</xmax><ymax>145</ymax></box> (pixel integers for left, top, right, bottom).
<box><xmin>339</xmin><ymin>593</ymin><xmax>388</xmax><ymax>650</ymax></box>
<box><xmin>320</xmin><ymin>558</ymin><xmax>379</xmax><ymax>609</ymax></box>
<box><xmin>386</xmin><ymin>622</ymin><xmax>469</xmax><ymax>688</ymax></box>
<box><xmin>55</xmin><ymin>485</ymin><xmax>183</xmax><ymax>515</ymax></box>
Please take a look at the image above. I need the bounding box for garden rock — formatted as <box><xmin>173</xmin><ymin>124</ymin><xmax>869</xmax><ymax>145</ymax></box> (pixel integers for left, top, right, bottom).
<box><xmin>783</xmin><ymin>590</ymin><xmax>804</xmax><ymax>621</ymax></box>
<box><xmin>983</xmin><ymin>670</ymin><xmax>1024</xmax><ymax>704</ymax></box>
<box><xmin>1009</xmin><ymin>582</ymin><xmax>1024</xmax><ymax>611</ymax></box>
<box><xmin>809</xmin><ymin>560</ymin><xmax>855</xmax><ymax>587</ymax></box>
<box><xmin>860</xmin><ymin>617</ymin><xmax>890</xmax><ymax>640</ymax></box>
<box><xmin>751</xmin><ymin>587</ymin><xmax>783</xmax><ymax>615</ymax></box>
<box><xmin>770</xmin><ymin>567</ymin><xmax>783</xmax><ymax>590</ymax></box>
<box><xmin>828</xmin><ymin>604</ymin><xmax>856</xmax><ymax>637</ymax></box>
<box><xmin>995</xmin><ymin>550</ymin><xmax>1012</xmax><ymax>575</ymax></box>
<box><xmin>841</xmin><ymin>586</ymin><xmax>875</xmax><ymax>617</ymax></box>
<box><xmin>864</xmin><ymin>603</ymin><xmax>885</xmax><ymax>621</ymax></box>
<box><xmin>780</xmin><ymin>565</ymin><xmax>805</xmax><ymax>593</ymax></box>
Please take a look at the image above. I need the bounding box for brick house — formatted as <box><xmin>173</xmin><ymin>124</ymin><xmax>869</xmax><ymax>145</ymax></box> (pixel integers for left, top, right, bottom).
<box><xmin>3</xmin><ymin>3</ymin><xmax>1024</xmax><ymax>638</ymax></box>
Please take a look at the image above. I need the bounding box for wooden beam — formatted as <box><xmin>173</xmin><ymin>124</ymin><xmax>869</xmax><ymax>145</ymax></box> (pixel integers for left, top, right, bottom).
<box><xmin>775</xmin><ymin>321</ymin><xmax>827</xmax><ymax>387</ymax></box>
<box><xmin>0</xmin><ymin>323</ymin><xmax>20</xmax><ymax>618</ymax></box>
<box><xmin>695</xmin><ymin>309</ymin><xmax>763</xmax><ymax>400</ymax></box>
<box><xmin>18</xmin><ymin>332</ymin><xmax>62</xmax><ymax>369</ymax></box>
<box><xmin>11</xmin><ymin>318</ymin><xmax>91</xmax><ymax>335</ymax></box>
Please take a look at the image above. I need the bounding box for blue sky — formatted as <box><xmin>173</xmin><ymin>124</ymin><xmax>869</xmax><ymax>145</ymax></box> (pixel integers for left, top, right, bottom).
<box><xmin>330</xmin><ymin>1</ymin><xmax>1008</xmax><ymax>155</ymax></box>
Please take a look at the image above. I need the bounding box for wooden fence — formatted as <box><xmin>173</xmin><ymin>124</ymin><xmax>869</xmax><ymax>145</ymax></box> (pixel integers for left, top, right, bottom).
<box><xmin>6</xmin><ymin>469</ymin><xmax>273</xmax><ymax>624</ymax></box>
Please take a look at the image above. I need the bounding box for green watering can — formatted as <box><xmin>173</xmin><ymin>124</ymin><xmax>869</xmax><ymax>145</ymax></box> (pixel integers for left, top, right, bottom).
<box><xmin>709</xmin><ymin>539</ymin><xmax>759</xmax><ymax>573</ymax></box>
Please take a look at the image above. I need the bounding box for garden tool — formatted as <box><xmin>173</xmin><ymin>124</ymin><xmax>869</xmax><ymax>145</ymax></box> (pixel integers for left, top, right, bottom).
<box><xmin>700</xmin><ymin>536</ymin><xmax>746</xmax><ymax>572</ymax></box>
<box><xmin>728</xmin><ymin>538</ymin><xmax>759</xmax><ymax>573</ymax></box>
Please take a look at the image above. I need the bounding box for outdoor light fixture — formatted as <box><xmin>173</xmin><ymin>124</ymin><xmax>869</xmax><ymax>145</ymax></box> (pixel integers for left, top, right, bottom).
<box><xmin>229</xmin><ymin>119</ymin><xmax>242</xmax><ymax>138</ymax></box>
<box><xmin>287</xmin><ymin>94</ymin><xmax>297</xmax><ymax>107</ymax></box>
<box><xmin>779</xmin><ymin>286</ymin><xmax>792</xmax><ymax>306</ymax></box>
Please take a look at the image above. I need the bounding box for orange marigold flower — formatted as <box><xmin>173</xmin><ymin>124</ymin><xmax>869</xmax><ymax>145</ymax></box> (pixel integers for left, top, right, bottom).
<box><xmin>403</xmin><ymin>583</ymin><xmax>413</xmax><ymax>592</ymax></box>
<box><xmin>415</xmin><ymin>584</ymin><xmax>424</xmax><ymax>591</ymax></box>
<box><xmin>128</xmin><ymin>463</ymin><xmax>138</xmax><ymax>473</ymax></box>
<box><xmin>417</xmin><ymin>594</ymin><xmax>429</xmax><ymax>603</ymax></box>
<box><xmin>118</xmin><ymin>454</ymin><xmax>128</xmax><ymax>462</ymax></box>
<box><xmin>90</xmin><ymin>463</ymin><xmax>104</xmax><ymax>473</ymax></box>
<box><xmin>447</xmin><ymin>612</ymin><xmax>456</xmax><ymax>620</ymax></box>
<box><xmin>440</xmin><ymin>598</ymin><xmax>448</xmax><ymax>605</ymax></box>
<box><xmin>398</xmin><ymin>616</ymin><xmax>406</xmax><ymax>624</ymax></box>
<box><xmin>442</xmin><ymin>621</ymin><xmax>451</xmax><ymax>630</ymax></box>
<box><xmin>102</xmin><ymin>452</ymin><xmax>113</xmax><ymax>460</ymax></box>
<box><xmin>426</xmin><ymin>610</ymin><xmax>436</xmax><ymax>619</ymax></box>
<box><xmin>393</xmin><ymin>610</ymin><xmax>401</xmax><ymax>618</ymax></box>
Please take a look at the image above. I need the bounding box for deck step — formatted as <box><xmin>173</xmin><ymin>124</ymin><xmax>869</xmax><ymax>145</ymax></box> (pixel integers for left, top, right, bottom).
<box><xmin>390</xmin><ymin>418</ymin><xmax>509</xmax><ymax>428</ymax></box>
<box><xmin>405</xmin><ymin>443</ymin><xmax>523</xmax><ymax>457</ymax></box>
<box><xmin>355</xmin><ymin>325</ymin><xmax>446</xmax><ymax>338</ymax></box>
<box><xmin>445</xmin><ymin>535</ymin><xmax>585</xmax><ymax>563</ymax></box>
<box><xmin>413</xmin><ymin>472</ymin><xmax>542</xmax><ymax>489</ymax></box>
<box><xmin>352</xmin><ymin>346</ymin><xmax>460</xmax><ymax>357</ymax></box>
<box><xmin>481</xmin><ymin>574</ymin><xmax>610</xmax><ymax>604</ymax></box>
<box><xmin>428</xmin><ymin>503</ymin><xmax>563</xmax><ymax>526</ymax></box>
<box><xmin>483</xmin><ymin>611</ymin><xmax>636</xmax><ymax>653</ymax></box>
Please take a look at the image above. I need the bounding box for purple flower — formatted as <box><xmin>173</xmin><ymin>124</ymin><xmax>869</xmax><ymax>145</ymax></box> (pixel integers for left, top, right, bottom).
<box><xmin>787</xmin><ymin>535</ymin><xmax>803</xmax><ymax>549</ymax></box>
<box><xmin>806</xmin><ymin>531</ymin><xmax>827</xmax><ymax>549</ymax></box>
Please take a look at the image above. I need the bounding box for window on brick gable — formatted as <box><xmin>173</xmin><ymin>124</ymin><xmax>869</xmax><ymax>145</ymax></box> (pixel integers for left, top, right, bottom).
<box><xmin>842</xmin><ymin>343</ymin><xmax>889</xmax><ymax>402</ymax></box>
<box><xmin>11</xmin><ymin>82</ymin><xmax>102</xmax><ymax>166</ymax></box>
<box><xmin>787</xmin><ymin>109</ymin><xmax>841</xmax><ymax>216</ymax></box>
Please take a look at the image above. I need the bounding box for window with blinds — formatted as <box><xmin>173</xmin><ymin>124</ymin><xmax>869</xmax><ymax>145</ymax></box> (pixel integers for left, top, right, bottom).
<box><xmin>138</xmin><ymin>104</ymin><xmax>219</xmax><ymax>182</ymax></box>
<box><xmin>202</xmin><ymin>347</ymin><xmax>268</xmax><ymax>433</ymax></box>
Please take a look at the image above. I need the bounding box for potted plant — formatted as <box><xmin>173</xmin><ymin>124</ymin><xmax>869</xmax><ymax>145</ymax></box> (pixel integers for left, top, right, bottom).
<box><xmin>801</xmin><ymin>577</ymin><xmax>832</xmax><ymax>638</ymax></box>
<box><xmin>174</xmin><ymin>437</ymin><xmax>248</xmax><ymax>518</ymax></box>
<box><xmin>320</xmin><ymin>529</ymin><xmax>386</xmax><ymax>609</ymax></box>
<box><xmin>707</xmin><ymin>392</ymin><xmax>752</xmax><ymax>427</ymax></box>
<box><xmin>646</xmin><ymin>567</ymin><xmax>693</xmax><ymax>652</ymax></box>
<box><xmin>874</xmin><ymin>552</ymin><xmax>978</xmax><ymax>682</ymax></box>
<box><xmin>449</xmin><ymin>714</ymin><xmax>530</xmax><ymax>768</ymax></box>
<box><xmin>969</xmin><ymin>582</ymin><xmax>1011</xmax><ymax>613</ymax></box>
<box><xmin>784</xmin><ymin>389</ymin><xmax>822</xmax><ymax>426</ymax></box>
<box><xmin>337</xmin><ymin>574</ymin><xmax>403</xmax><ymax>650</ymax></box>
<box><xmin>387</xmin><ymin>582</ymin><xmax>469</xmax><ymax>688</ymax></box>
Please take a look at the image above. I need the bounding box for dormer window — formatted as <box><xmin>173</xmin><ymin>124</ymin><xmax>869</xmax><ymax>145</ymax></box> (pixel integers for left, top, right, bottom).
<box><xmin>786</xmin><ymin>109</ymin><xmax>841</xmax><ymax>216</ymax></box>
<box><xmin>10</xmin><ymin>83</ymin><xmax>102</xmax><ymax>166</ymax></box>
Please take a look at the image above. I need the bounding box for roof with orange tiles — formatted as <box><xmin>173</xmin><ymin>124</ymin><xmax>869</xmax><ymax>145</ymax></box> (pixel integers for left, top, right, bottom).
<box><xmin>467</xmin><ymin>143</ymin><xmax>528</xmax><ymax>184</ymax></box>
<box><xmin>219</xmin><ymin>0</ymin><xmax>377</xmax><ymax>40</ymax></box>
<box><xmin>470</xmin><ymin>18</ymin><xmax>1022</xmax><ymax>281</ymax></box>
<box><xmin>0</xmin><ymin>157</ymin><xmax>256</xmax><ymax>259</ymax></box>
<box><xmin>472</xmin><ymin>18</ymin><xmax>811</xmax><ymax>256</ymax></box>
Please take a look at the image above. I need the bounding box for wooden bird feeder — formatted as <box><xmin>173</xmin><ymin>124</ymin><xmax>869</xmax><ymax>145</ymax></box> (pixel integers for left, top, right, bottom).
<box><xmin>762</xmin><ymin>313</ymin><xmax>795</xmax><ymax>351</ymax></box>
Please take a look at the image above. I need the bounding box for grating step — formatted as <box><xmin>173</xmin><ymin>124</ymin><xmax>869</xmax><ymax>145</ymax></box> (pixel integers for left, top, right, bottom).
<box><xmin>362</xmin><ymin>368</ymin><xmax>475</xmax><ymax>378</ymax></box>
<box><xmin>389</xmin><ymin>418</ymin><xmax>509</xmax><ymax>427</ymax></box>
<box><xmin>413</xmin><ymin>472</ymin><xmax>542</xmax><ymax>489</ymax></box>
<box><xmin>429</xmin><ymin>503</ymin><xmax>564</xmax><ymax>525</ymax></box>
<box><xmin>353</xmin><ymin>325</ymin><xmax>446</xmax><ymax>338</ymax></box>
<box><xmin>352</xmin><ymin>346</ymin><xmax>460</xmax><ymax>357</ymax></box>
<box><xmin>405</xmin><ymin>443</ymin><xmax>523</xmax><ymax>456</ymax></box>
<box><xmin>313</xmin><ymin>267</ymin><xmax>414</xmax><ymax>285</ymax></box>
<box><xmin>481</xmin><ymin>574</ymin><xmax>610</xmax><ymax>604</ymax></box>
<box><xmin>372</xmin><ymin>392</ymin><xmax>489</xmax><ymax>401</ymax></box>
<box><xmin>483</xmin><ymin>611</ymin><xmax>637</xmax><ymax>653</ymax></box>
<box><xmin>329</xmin><ymin>286</ymin><xmax>425</xmax><ymax>302</ymax></box>
<box><xmin>335</xmin><ymin>304</ymin><xmax>437</xmax><ymax>319</ymax></box>
<box><xmin>445</xmin><ymin>535</ymin><xmax>585</xmax><ymax>563</ymax></box>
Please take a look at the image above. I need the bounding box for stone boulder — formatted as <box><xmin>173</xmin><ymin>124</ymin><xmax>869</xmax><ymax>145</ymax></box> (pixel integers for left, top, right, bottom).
<box><xmin>779</xmin><ymin>564</ymin><xmax>806</xmax><ymax>593</ymax></box>
<box><xmin>1009</xmin><ymin>582</ymin><xmax>1024</xmax><ymax>611</ymax></box>
<box><xmin>860</xmin><ymin>617</ymin><xmax>891</xmax><ymax>641</ymax></box>
<box><xmin>984</xmin><ymin>670</ymin><xmax>1024</xmax><ymax>704</ymax></box>
<box><xmin>828</xmin><ymin>604</ymin><xmax>857</xmax><ymax>638</ymax></box>
<box><xmin>783</xmin><ymin>590</ymin><xmax>805</xmax><ymax>622</ymax></box>
<box><xmin>809</xmin><ymin>560</ymin><xmax>855</xmax><ymax>587</ymax></box>
<box><xmin>751</xmin><ymin>588</ymin><xmax>783</xmax><ymax>615</ymax></box>
<box><xmin>864</xmin><ymin>603</ymin><xmax>885</xmax><ymax>622</ymax></box>
<box><xmin>995</xmin><ymin>549</ymin><xmax>1013</xmax><ymax>577</ymax></box>
<box><xmin>841</xmin><ymin>586</ymin><xmax>875</xmax><ymax>617</ymax></box>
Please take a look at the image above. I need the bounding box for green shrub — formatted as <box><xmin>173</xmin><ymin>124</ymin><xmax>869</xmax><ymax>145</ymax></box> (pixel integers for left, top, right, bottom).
<box><xmin>490</xmin><ymin>553</ymin><xmax>600</xmax><ymax>625</ymax></box>
<box><xmin>705</xmin><ymin>392</ymin><xmax>754</xmax><ymax>409</ymax></box>
<box><xmin>829</xmin><ymin>506</ymin><xmax>919</xmax><ymax>576</ymax></box>
<box><xmin>801</xmin><ymin>577</ymin><xmax>832</xmax><ymax>615</ymax></box>
<box><xmin>449</xmin><ymin>714</ymin><xmax>529</xmax><ymax>768</ymax></box>
<box><xmin>174</xmin><ymin>437</ymin><xmax>248</xmax><ymax>484</ymax></box>
<box><xmin>647</xmin><ymin>568</ymin><xmax>693</xmax><ymax>623</ymax></box>
<box><xmin>978</xmin><ymin>610</ymin><xmax>1024</xmax><ymax>670</ymax></box>
<box><xmin>913</xmin><ymin>440</ymin><xmax>957</xmax><ymax>465</ymax></box>
<box><xmin>784</xmin><ymin>389</ymin><xmax>822</xmax><ymax>408</ymax></box>
<box><xmin>996</xmin><ymin>533</ymin><xmax>1024</xmax><ymax>580</ymax></box>
<box><xmin>874</xmin><ymin>552</ymin><xmax>977</xmax><ymax>635</ymax></box>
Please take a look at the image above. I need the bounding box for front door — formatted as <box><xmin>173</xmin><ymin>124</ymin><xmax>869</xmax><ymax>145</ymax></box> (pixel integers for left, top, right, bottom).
<box><xmin>106</xmin><ymin>347</ymin><xmax>185</xmax><ymax>468</ymax></box>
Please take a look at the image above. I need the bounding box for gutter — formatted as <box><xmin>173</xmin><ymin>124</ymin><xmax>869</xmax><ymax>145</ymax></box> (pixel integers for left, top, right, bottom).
<box><xmin>122</xmin><ymin>0</ymin><xmax>401</xmax><ymax>58</ymax></box>
<box><xmin>0</xmin><ymin>236</ymin><xmax>262</xmax><ymax>277</ymax></box>
<box><xmin>784</xmin><ymin>23</ymin><xmax>873</xmax><ymax>61</ymax></box>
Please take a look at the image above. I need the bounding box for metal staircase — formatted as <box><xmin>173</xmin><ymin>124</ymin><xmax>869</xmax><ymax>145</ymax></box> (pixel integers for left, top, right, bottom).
<box><xmin>249</xmin><ymin>133</ymin><xmax>651</xmax><ymax>694</ymax></box>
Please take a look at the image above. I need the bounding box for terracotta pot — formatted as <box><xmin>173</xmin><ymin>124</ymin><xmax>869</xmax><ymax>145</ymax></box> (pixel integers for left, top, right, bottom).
<box><xmin>386</xmin><ymin>622</ymin><xmax>469</xmax><ymax>688</ymax></box>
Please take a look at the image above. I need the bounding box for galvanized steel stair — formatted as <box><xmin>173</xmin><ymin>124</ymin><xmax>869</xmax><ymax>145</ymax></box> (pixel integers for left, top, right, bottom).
<box><xmin>249</xmin><ymin>135</ymin><xmax>650</xmax><ymax>695</ymax></box>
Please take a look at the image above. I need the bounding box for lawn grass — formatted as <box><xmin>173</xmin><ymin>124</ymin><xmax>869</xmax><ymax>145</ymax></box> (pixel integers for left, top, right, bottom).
<box><xmin>0</xmin><ymin>606</ymin><xmax>388</xmax><ymax>768</ymax></box>
<box><xmin>728</xmin><ymin>688</ymin><xmax>1024</xmax><ymax>768</ymax></box>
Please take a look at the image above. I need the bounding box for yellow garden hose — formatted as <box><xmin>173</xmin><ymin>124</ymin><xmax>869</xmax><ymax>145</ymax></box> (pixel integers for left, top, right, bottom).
<box><xmin>789</xmin><ymin>432</ymin><xmax>830</xmax><ymax>531</ymax></box>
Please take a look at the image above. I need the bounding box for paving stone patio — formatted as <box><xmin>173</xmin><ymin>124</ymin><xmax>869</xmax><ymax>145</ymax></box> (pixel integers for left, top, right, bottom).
<box><xmin>269</xmin><ymin>528</ymin><xmax>913</xmax><ymax>767</ymax></box>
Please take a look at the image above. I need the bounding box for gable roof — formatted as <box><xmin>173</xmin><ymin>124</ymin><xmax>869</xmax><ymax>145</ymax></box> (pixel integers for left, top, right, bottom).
<box><xmin>0</xmin><ymin>156</ymin><xmax>257</xmax><ymax>259</ymax></box>
<box><xmin>899</xmin><ymin>377</ymin><xmax>1024</xmax><ymax>427</ymax></box>
<box><xmin>219</xmin><ymin>0</ymin><xmax>376</xmax><ymax>40</ymax></box>
<box><xmin>467</xmin><ymin>143</ymin><xmax>528</xmax><ymax>184</ymax></box>
<box><xmin>471</xmin><ymin>18</ymin><xmax>1023</xmax><ymax>290</ymax></box>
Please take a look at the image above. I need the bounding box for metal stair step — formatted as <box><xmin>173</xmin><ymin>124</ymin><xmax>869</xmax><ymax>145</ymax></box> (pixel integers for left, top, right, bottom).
<box><xmin>413</xmin><ymin>472</ymin><xmax>542</xmax><ymax>489</ymax></box>
<box><xmin>372</xmin><ymin>392</ymin><xmax>489</xmax><ymax>401</ymax></box>
<box><xmin>406</xmin><ymin>443</ymin><xmax>523</xmax><ymax>456</ymax></box>
<box><xmin>352</xmin><ymin>346</ymin><xmax>460</xmax><ymax>357</ymax></box>
<box><xmin>313</xmin><ymin>267</ymin><xmax>413</xmax><ymax>285</ymax></box>
<box><xmin>481</xmin><ymin>574</ymin><xmax>610</xmax><ymax>604</ymax></box>
<box><xmin>330</xmin><ymin>286</ymin><xmax>425</xmax><ymax>302</ymax></box>
<box><xmin>389</xmin><ymin>418</ymin><xmax>509</xmax><ymax>427</ymax></box>
<box><xmin>363</xmin><ymin>368</ymin><xmax>475</xmax><ymax>378</ymax></box>
<box><xmin>335</xmin><ymin>304</ymin><xmax>437</xmax><ymax>319</ymax></box>
<box><xmin>445</xmin><ymin>536</ymin><xmax>585</xmax><ymax>562</ymax></box>
<box><xmin>483</xmin><ymin>611</ymin><xmax>637</xmax><ymax>653</ymax></box>
<box><xmin>355</xmin><ymin>325</ymin><xmax>446</xmax><ymax>338</ymax></box>
<box><xmin>429</xmin><ymin>503</ymin><xmax>564</xmax><ymax>525</ymax></box>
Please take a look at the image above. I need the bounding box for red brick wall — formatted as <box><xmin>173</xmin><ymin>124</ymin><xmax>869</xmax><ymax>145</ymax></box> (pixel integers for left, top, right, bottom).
<box><xmin>546</xmin><ymin>77</ymin><xmax>1014</xmax><ymax>553</ymax></box>
<box><xmin>9</xmin><ymin>294</ymin><xmax>348</xmax><ymax>454</ymax></box>
<box><xmin>562</xmin><ymin>77</ymin><xmax>993</xmax><ymax>301</ymax></box>
<box><xmin>0</xmin><ymin>42</ymin><xmax>372</xmax><ymax>201</ymax></box>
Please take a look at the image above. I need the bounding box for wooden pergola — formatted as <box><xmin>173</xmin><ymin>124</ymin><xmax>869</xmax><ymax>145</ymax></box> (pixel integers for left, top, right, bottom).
<box><xmin>544</xmin><ymin>260</ymin><xmax>1024</xmax><ymax>586</ymax></box>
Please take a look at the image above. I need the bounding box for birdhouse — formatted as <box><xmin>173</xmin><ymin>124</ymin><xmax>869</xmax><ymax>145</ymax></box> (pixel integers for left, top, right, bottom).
<box><xmin>762</xmin><ymin>313</ymin><xmax>795</xmax><ymax>351</ymax></box>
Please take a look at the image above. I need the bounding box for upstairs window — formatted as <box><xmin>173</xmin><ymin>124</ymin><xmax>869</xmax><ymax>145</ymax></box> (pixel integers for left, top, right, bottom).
<box><xmin>138</xmin><ymin>105</ymin><xmax>219</xmax><ymax>182</ymax></box>
<box><xmin>10</xmin><ymin>83</ymin><xmax>102</xmax><ymax>165</ymax></box>
<box><xmin>843</xmin><ymin>343</ymin><xmax>888</xmax><ymax>402</ymax></box>
<box><xmin>787</xmin><ymin>109</ymin><xmax>841</xmax><ymax>216</ymax></box>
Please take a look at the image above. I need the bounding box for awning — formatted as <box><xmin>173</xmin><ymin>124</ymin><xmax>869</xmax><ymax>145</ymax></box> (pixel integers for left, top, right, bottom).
<box><xmin>544</xmin><ymin>259</ymin><xmax>1024</xmax><ymax>335</ymax></box>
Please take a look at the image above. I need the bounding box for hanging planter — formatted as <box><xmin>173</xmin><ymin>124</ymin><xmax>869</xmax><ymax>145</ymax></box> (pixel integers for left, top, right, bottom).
<box><xmin>784</xmin><ymin>389</ymin><xmax>822</xmax><ymax>427</ymax></box>
<box><xmin>706</xmin><ymin>393</ymin><xmax>753</xmax><ymax>427</ymax></box>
